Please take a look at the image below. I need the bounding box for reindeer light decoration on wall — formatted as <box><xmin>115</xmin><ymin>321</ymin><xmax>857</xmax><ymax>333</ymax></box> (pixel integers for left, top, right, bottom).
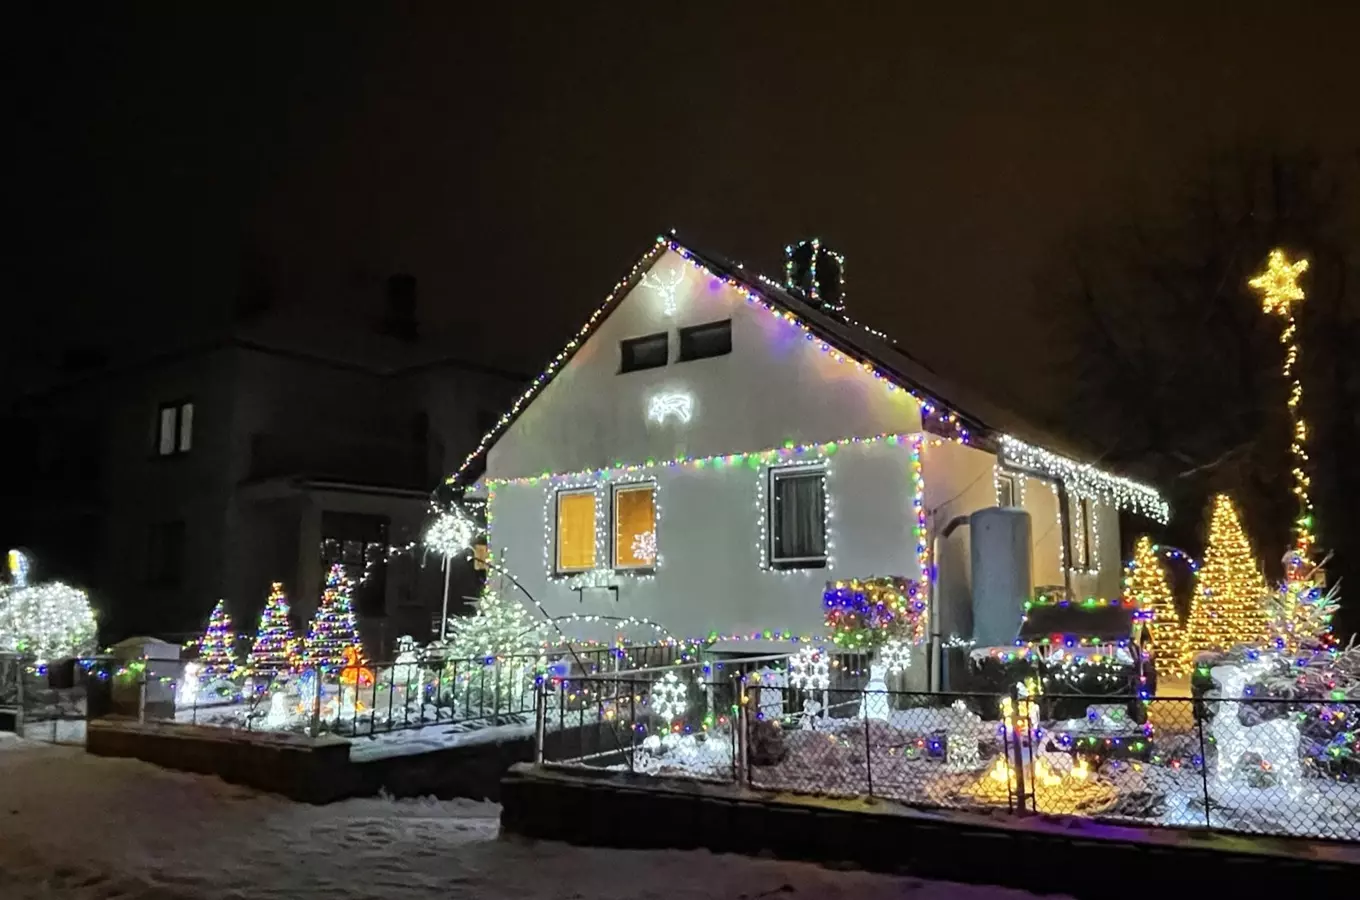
<box><xmin>640</xmin><ymin>267</ymin><xmax>686</xmax><ymax>317</ymax></box>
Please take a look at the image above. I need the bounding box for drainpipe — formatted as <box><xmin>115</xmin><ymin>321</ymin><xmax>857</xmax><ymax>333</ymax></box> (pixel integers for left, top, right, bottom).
<box><xmin>930</xmin><ymin>515</ymin><xmax>972</xmax><ymax>692</ymax></box>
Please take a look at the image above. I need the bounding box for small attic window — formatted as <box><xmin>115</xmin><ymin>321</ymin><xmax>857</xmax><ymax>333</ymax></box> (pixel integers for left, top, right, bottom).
<box><xmin>678</xmin><ymin>319</ymin><xmax>731</xmax><ymax>361</ymax></box>
<box><xmin>620</xmin><ymin>332</ymin><xmax>668</xmax><ymax>373</ymax></box>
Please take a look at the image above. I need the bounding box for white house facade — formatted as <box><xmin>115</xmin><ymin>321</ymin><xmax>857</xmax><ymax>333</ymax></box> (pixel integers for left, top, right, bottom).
<box><xmin>461</xmin><ymin>236</ymin><xmax>1168</xmax><ymax>684</ymax></box>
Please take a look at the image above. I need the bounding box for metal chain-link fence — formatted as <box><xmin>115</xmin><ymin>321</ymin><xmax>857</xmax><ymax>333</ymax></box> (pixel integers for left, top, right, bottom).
<box><xmin>538</xmin><ymin>674</ymin><xmax>1360</xmax><ymax>841</ymax></box>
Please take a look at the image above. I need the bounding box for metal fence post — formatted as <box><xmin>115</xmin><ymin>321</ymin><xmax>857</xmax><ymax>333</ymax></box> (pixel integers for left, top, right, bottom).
<box><xmin>534</xmin><ymin>681</ymin><xmax>547</xmax><ymax>764</ymax></box>
<box><xmin>310</xmin><ymin>669</ymin><xmax>322</xmax><ymax>739</ymax></box>
<box><xmin>138</xmin><ymin>661</ymin><xmax>147</xmax><ymax>725</ymax></box>
<box><xmin>735</xmin><ymin>678</ymin><xmax>749</xmax><ymax>785</ymax></box>
<box><xmin>14</xmin><ymin>660</ymin><xmax>25</xmax><ymax>734</ymax></box>
<box><xmin>863</xmin><ymin>695</ymin><xmax>874</xmax><ymax>798</ymax></box>
<box><xmin>1195</xmin><ymin>699</ymin><xmax>1212</xmax><ymax>829</ymax></box>
<box><xmin>1008</xmin><ymin>685</ymin><xmax>1029</xmax><ymax>814</ymax></box>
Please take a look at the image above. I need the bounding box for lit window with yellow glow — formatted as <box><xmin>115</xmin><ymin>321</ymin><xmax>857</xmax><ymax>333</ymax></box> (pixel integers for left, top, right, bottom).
<box><xmin>555</xmin><ymin>490</ymin><xmax>596</xmax><ymax>572</ymax></box>
<box><xmin>613</xmin><ymin>484</ymin><xmax>657</xmax><ymax>569</ymax></box>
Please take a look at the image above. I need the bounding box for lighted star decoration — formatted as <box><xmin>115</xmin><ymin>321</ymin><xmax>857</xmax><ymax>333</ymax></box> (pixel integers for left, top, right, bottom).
<box><xmin>424</xmin><ymin>509</ymin><xmax>477</xmax><ymax>559</ymax></box>
<box><xmin>1249</xmin><ymin>249</ymin><xmax>1309</xmax><ymax>316</ymax></box>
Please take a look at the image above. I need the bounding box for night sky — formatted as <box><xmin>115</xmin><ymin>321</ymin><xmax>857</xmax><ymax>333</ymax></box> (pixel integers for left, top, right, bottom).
<box><xmin>12</xmin><ymin>3</ymin><xmax>1360</xmax><ymax>409</ymax></box>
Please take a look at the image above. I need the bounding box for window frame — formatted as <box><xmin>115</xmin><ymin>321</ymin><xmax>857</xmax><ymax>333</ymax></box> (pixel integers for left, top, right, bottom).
<box><xmin>1067</xmin><ymin>495</ymin><xmax>1094</xmax><ymax>570</ymax></box>
<box><xmin>611</xmin><ymin>481</ymin><xmax>658</xmax><ymax>572</ymax></box>
<box><xmin>996</xmin><ymin>472</ymin><xmax>1019</xmax><ymax>508</ymax></box>
<box><xmin>767</xmin><ymin>464</ymin><xmax>828</xmax><ymax>569</ymax></box>
<box><xmin>677</xmin><ymin>319</ymin><xmax>732</xmax><ymax>362</ymax></box>
<box><xmin>619</xmin><ymin>332</ymin><xmax>669</xmax><ymax>373</ymax></box>
<box><xmin>156</xmin><ymin>399</ymin><xmax>194</xmax><ymax>457</ymax></box>
<box><xmin>554</xmin><ymin>487</ymin><xmax>599</xmax><ymax>574</ymax></box>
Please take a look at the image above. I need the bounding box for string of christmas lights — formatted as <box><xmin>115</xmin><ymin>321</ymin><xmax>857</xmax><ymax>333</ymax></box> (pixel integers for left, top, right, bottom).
<box><xmin>194</xmin><ymin>599</ymin><xmax>237</xmax><ymax>679</ymax></box>
<box><xmin>246</xmin><ymin>583</ymin><xmax>296</xmax><ymax>682</ymax></box>
<box><xmin>296</xmin><ymin>564</ymin><xmax>363</xmax><ymax>673</ymax></box>
<box><xmin>1182</xmin><ymin>495</ymin><xmax>1271</xmax><ymax>666</ymax></box>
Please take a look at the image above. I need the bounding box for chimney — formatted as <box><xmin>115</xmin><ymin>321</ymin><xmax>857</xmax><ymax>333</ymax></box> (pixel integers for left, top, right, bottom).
<box><xmin>784</xmin><ymin>239</ymin><xmax>845</xmax><ymax>315</ymax></box>
<box><xmin>381</xmin><ymin>274</ymin><xmax>419</xmax><ymax>341</ymax></box>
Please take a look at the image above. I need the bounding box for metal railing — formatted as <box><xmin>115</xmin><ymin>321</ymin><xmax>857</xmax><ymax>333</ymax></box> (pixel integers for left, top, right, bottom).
<box><xmin>2</xmin><ymin>653</ymin><xmax>118</xmax><ymax>744</ymax></box>
<box><xmin>537</xmin><ymin>674</ymin><xmax>1360</xmax><ymax>842</ymax></box>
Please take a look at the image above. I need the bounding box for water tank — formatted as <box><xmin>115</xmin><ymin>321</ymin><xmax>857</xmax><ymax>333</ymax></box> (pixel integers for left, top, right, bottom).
<box><xmin>969</xmin><ymin>507</ymin><xmax>1033</xmax><ymax>647</ymax></box>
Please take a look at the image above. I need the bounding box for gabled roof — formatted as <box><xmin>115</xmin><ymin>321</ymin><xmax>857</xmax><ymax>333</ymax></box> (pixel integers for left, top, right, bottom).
<box><xmin>451</xmin><ymin>233</ymin><xmax>1168</xmax><ymax>521</ymax></box>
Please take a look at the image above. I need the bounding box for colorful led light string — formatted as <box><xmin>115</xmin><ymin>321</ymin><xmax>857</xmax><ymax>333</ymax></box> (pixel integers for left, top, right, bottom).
<box><xmin>450</xmin><ymin>236</ymin><xmax>970</xmax><ymax>485</ymax></box>
<box><xmin>450</xmin><ymin>237</ymin><xmax>1167</xmax><ymax>531</ymax></box>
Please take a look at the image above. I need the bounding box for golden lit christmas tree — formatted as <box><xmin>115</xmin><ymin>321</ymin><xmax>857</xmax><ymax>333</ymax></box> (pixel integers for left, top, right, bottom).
<box><xmin>1125</xmin><ymin>536</ymin><xmax>1185</xmax><ymax>675</ymax></box>
<box><xmin>1182</xmin><ymin>494</ymin><xmax>1271</xmax><ymax>667</ymax></box>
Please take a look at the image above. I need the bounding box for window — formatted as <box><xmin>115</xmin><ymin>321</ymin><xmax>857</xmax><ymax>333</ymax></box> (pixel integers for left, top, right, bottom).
<box><xmin>146</xmin><ymin>520</ymin><xmax>186</xmax><ymax>587</ymax></box>
<box><xmin>157</xmin><ymin>401</ymin><xmax>194</xmax><ymax>456</ymax></box>
<box><xmin>996</xmin><ymin>472</ymin><xmax>1018</xmax><ymax>508</ymax></box>
<box><xmin>320</xmin><ymin>512</ymin><xmax>390</xmax><ymax>617</ymax></box>
<box><xmin>768</xmin><ymin>466</ymin><xmax>827</xmax><ymax>568</ymax></box>
<box><xmin>620</xmin><ymin>333</ymin><xmax>668</xmax><ymax>372</ymax></box>
<box><xmin>555</xmin><ymin>489</ymin><xmax>597</xmax><ymax>572</ymax></box>
<box><xmin>678</xmin><ymin>319</ymin><xmax>732</xmax><ymax>361</ymax></box>
<box><xmin>613</xmin><ymin>484</ymin><xmax>657</xmax><ymax>570</ymax></box>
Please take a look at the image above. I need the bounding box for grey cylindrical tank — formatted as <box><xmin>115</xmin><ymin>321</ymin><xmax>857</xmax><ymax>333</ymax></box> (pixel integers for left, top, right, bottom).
<box><xmin>969</xmin><ymin>507</ymin><xmax>1033</xmax><ymax>647</ymax></box>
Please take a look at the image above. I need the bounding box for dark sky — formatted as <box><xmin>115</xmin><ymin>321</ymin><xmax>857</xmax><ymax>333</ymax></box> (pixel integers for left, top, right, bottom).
<box><xmin>12</xmin><ymin>3</ymin><xmax>1360</xmax><ymax>409</ymax></box>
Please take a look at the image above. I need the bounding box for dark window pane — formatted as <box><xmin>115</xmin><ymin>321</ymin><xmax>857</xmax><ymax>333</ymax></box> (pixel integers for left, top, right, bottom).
<box><xmin>770</xmin><ymin>470</ymin><xmax>826</xmax><ymax>565</ymax></box>
<box><xmin>620</xmin><ymin>333</ymin><xmax>668</xmax><ymax>372</ymax></box>
<box><xmin>678</xmin><ymin>320</ymin><xmax>731</xmax><ymax>361</ymax></box>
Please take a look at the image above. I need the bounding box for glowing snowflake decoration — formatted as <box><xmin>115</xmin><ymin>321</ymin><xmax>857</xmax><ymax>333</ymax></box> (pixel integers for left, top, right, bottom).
<box><xmin>881</xmin><ymin>638</ymin><xmax>912</xmax><ymax>675</ymax></box>
<box><xmin>652</xmin><ymin>670</ymin><xmax>689</xmax><ymax>722</ymax></box>
<box><xmin>631</xmin><ymin>531</ymin><xmax>657</xmax><ymax>564</ymax></box>
<box><xmin>424</xmin><ymin>509</ymin><xmax>476</xmax><ymax>559</ymax></box>
<box><xmin>788</xmin><ymin>645</ymin><xmax>830</xmax><ymax>691</ymax></box>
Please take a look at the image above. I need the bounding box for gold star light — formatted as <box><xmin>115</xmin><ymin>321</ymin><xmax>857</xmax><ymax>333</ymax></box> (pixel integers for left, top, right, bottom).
<box><xmin>1248</xmin><ymin>249</ymin><xmax>1309</xmax><ymax>316</ymax></box>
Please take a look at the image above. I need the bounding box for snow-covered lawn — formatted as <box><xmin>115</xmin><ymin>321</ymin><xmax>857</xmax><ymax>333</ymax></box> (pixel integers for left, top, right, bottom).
<box><xmin>0</xmin><ymin>737</ymin><xmax>1056</xmax><ymax>900</ymax></box>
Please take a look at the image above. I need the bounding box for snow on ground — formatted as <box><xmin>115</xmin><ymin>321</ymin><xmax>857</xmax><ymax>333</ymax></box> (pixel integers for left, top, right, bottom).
<box><xmin>0</xmin><ymin>738</ymin><xmax>1058</xmax><ymax>900</ymax></box>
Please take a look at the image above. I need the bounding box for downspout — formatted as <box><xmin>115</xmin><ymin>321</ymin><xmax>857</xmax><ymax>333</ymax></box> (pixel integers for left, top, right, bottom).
<box><xmin>930</xmin><ymin>514</ymin><xmax>972</xmax><ymax>692</ymax></box>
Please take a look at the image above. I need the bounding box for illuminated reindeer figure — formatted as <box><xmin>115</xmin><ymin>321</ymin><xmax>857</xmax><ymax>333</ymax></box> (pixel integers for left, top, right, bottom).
<box><xmin>1210</xmin><ymin>662</ymin><xmax>1302</xmax><ymax>796</ymax></box>
<box><xmin>640</xmin><ymin>267</ymin><xmax>686</xmax><ymax>316</ymax></box>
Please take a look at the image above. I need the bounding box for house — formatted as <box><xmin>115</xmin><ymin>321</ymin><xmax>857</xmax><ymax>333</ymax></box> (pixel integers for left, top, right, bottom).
<box><xmin>460</xmin><ymin>234</ymin><xmax>1168</xmax><ymax>686</ymax></box>
<box><xmin>2</xmin><ymin>276</ymin><xmax>522</xmax><ymax>655</ymax></box>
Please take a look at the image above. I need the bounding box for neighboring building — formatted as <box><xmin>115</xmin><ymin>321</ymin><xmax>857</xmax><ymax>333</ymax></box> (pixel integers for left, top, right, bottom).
<box><xmin>3</xmin><ymin>277</ymin><xmax>522</xmax><ymax>656</ymax></box>
<box><xmin>462</xmin><ymin>235</ymin><xmax>1169</xmax><ymax>686</ymax></box>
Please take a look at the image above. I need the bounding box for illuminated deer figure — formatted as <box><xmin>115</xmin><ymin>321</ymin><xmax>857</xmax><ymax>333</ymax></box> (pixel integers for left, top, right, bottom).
<box><xmin>640</xmin><ymin>267</ymin><xmax>686</xmax><ymax>316</ymax></box>
<box><xmin>647</xmin><ymin>392</ymin><xmax>693</xmax><ymax>424</ymax></box>
<box><xmin>1209</xmin><ymin>662</ymin><xmax>1302</xmax><ymax>796</ymax></box>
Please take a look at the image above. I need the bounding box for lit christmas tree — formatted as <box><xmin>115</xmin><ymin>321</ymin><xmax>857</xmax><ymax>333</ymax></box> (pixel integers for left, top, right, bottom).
<box><xmin>246</xmin><ymin>582</ymin><xmax>296</xmax><ymax>682</ymax></box>
<box><xmin>297</xmin><ymin>565</ymin><xmax>363</xmax><ymax>673</ymax></box>
<box><xmin>1265</xmin><ymin>566</ymin><xmax>1340</xmax><ymax>654</ymax></box>
<box><xmin>1182</xmin><ymin>495</ymin><xmax>1271</xmax><ymax>666</ymax></box>
<box><xmin>443</xmin><ymin>590</ymin><xmax>547</xmax><ymax>661</ymax></box>
<box><xmin>195</xmin><ymin>599</ymin><xmax>238</xmax><ymax>679</ymax></box>
<box><xmin>1125</xmin><ymin>536</ymin><xmax>1185</xmax><ymax>675</ymax></box>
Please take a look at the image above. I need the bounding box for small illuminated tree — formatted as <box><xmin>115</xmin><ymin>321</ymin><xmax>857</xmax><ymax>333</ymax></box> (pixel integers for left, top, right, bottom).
<box><xmin>246</xmin><ymin>583</ymin><xmax>296</xmax><ymax>682</ymax></box>
<box><xmin>1182</xmin><ymin>495</ymin><xmax>1271</xmax><ymax>667</ymax></box>
<box><xmin>297</xmin><ymin>565</ymin><xmax>363</xmax><ymax>673</ymax></box>
<box><xmin>1125</xmin><ymin>536</ymin><xmax>1185</xmax><ymax>675</ymax></box>
<box><xmin>195</xmin><ymin>599</ymin><xmax>238</xmax><ymax>679</ymax></box>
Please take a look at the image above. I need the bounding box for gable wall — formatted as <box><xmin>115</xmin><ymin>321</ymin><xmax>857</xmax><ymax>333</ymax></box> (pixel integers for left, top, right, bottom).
<box><xmin>485</xmin><ymin>250</ymin><xmax>923</xmax><ymax>480</ymax></box>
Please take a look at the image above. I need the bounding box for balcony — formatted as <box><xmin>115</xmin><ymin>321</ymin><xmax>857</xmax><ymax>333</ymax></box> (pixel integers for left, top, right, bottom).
<box><xmin>245</xmin><ymin>432</ymin><xmax>436</xmax><ymax>490</ymax></box>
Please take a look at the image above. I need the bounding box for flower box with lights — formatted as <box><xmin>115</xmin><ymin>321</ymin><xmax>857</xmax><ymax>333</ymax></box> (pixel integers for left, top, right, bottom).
<box><xmin>452</xmin><ymin>234</ymin><xmax>1168</xmax><ymax>665</ymax></box>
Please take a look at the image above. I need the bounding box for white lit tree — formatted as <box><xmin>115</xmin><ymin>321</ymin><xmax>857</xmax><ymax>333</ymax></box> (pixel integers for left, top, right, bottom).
<box><xmin>0</xmin><ymin>550</ymin><xmax>97</xmax><ymax>663</ymax></box>
<box><xmin>443</xmin><ymin>590</ymin><xmax>547</xmax><ymax>661</ymax></box>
